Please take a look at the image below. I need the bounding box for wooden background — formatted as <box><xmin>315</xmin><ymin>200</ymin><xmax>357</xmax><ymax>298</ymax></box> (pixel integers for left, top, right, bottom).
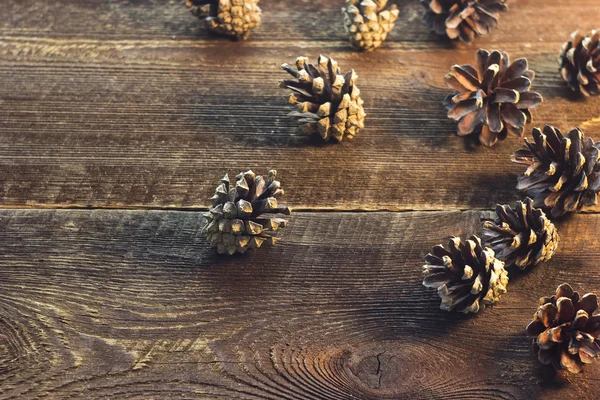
<box><xmin>1</xmin><ymin>0</ymin><xmax>599</xmax><ymax>398</ymax></box>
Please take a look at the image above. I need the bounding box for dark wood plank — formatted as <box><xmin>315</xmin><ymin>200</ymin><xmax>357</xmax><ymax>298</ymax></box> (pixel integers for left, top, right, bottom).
<box><xmin>1</xmin><ymin>209</ymin><xmax>599</xmax><ymax>399</ymax></box>
<box><xmin>1</xmin><ymin>0</ymin><xmax>598</xmax><ymax>42</ymax></box>
<box><xmin>0</xmin><ymin>0</ymin><xmax>599</xmax><ymax>210</ymax></box>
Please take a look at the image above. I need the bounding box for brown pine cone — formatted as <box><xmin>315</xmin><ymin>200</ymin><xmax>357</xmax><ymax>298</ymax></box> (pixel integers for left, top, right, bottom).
<box><xmin>559</xmin><ymin>30</ymin><xmax>600</xmax><ymax>96</ymax></box>
<box><xmin>342</xmin><ymin>0</ymin><xmax>400</xmax><ymax>51</ymax></box>
<box><xmin>526</xmin><ymin>284</ymin><xmax>600</xmax><ymax>374</ymax></box>
<box><xmin>483</xmin><ymin>198</ymin><xmax>558</xmax><ymax>271</ymax></box>
<box><xmin>444</xmin><ymin>49</ymin><xmax>543</xmax><ymax>147</ymax></box>
<box><xmin>203</xmin><ymin>170</ymin><xmax>291</xmax><ymax>255</ymax></box>
<box><xmin>186</xmin><ymin>0</ymin><xmax>261</xmax><ymax>40</ymax></box>
<box><xmin>512</xmin><ymin>126</ymin><xmax>600</xmax><ymax>218</ymax></box>
<box><xmin>423</xmin><ymin>235</ymin><xmax>509</xmax><ymax>314</ymax></box>
<box><xmin>421</xmin><ymin>0</ymin><xmax>507</xmax><ymax>43</ymax></box>
<box><xmin>280</xmin><ymin>55</ymin><xmax>366</xmax><ymax>142</ymax></box>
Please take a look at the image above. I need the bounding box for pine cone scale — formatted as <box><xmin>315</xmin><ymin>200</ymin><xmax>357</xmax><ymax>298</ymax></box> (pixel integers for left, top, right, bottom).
<box><xmin>515</xmin><ymin>92</ymin><xmax>542</xmax><ymax>109</ymax></box>
<box><xmin>500</xmin><ymin>77</ymin><xmax>531</xmax><ymax>92</ymax></box>
<box><xmin>448</xmin><ymin>65</ymin><xmax>481</xmax><ymax>91</ymax></box>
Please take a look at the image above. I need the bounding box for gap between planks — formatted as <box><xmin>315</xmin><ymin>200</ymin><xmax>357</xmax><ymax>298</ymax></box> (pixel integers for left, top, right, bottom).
<box><xmin>0</xmin><ymin>203</ymin><xmax>599</xmax><ymax>215</ymax></box>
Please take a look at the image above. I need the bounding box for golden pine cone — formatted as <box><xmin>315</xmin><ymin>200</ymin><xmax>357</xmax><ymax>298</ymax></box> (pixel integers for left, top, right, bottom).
<box><xmin>186</xmin><ymin>0</ymin><xmax>261</xmax><ymax>40</ymax></box>
<box><xmin>423</xmin><ymin>235</ymin><xmax>509</xmax><ymax>314</ymax></box>
<box><xmin>280</xmin><ymin>55</ymin><xmax>366</xmax><ymax>143</ymax></box>
<box><xmin>342</xmin><ymin>0</ymin><xmax>400</xmax><ymax>51</ymax></box>
<box><xmin>203</xmin><ymin>170</ymin><xmax>291</xmax><ymax>255</ymax></box>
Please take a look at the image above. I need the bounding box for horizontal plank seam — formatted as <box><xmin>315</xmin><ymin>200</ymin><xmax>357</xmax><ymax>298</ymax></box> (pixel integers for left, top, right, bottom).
<box><xmin>0</xmin><ymin>204</ymin><xmax>599</xmax><ymax>215</ymax></box>
<box><xmin>0</xmin><ymin>36</ymin><xmax>574</xmax><ymax>45</ymax></box>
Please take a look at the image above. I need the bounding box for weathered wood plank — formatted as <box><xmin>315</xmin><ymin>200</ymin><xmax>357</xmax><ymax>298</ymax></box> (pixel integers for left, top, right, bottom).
<box><xmin>0</xmin><ymin>0</ymin><xmax>599</xmax><ymax>210</ymax></box>
<box><xmin>1</xmin><ymin>0</ymin><xmax>598</xmax><ymax>43</ymax></box>
<box><xmin>0</xmin><ymin>209</ymin><xmax>599</xmax><ymax>399</ymax></box>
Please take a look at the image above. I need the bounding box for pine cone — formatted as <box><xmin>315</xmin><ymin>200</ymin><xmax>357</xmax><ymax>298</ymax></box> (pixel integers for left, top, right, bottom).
<box><xmin>444</xmin><ymin>49</ymin><xmax>543</xmax><ymax>147</ymax></box>
<box><xmin>512</xmin><ymin>125</ymin><xmax>600</xmax><ymax>218</ymax></box>
<box><xmin>421</xmin><ymin>0</ymin><xmax>507</xmax><ymax>43</ymax></box>
<box><xmin>423</xmin><ymin>235</ymin><xmax>509</xmax><ymax>314</ymax></box>
<box><xmin>342</xmin><ymin>0</ymin><xmax>400</xmax><ymax>51</ymax></box>
<box><xmin>279</xmin><ymin>55</ymin><xmax>366</xmax><ymax>142</ymax></box>
<box><xmin>483</xmin><ymin>198</ymin><xmax>558</xmax><ymax>271</ymax></box>
<box><xmin>203</xmin><ymin>170</ymin><xmax>291</xmax><ymax>255</ymax></box>
<box><xmin>186</xmin><ymin>0</ymin><xmax>261</xmax><ymax>40</ymax></box>
<box><xmin>559</xmin><ymin>30</ymin><xmax>600</xmax><ymax>96</ymax></box>
<box><xmin>526</xmin><ymin>284</ymin><xmax>600</xmax><ymax>374</ymax></box>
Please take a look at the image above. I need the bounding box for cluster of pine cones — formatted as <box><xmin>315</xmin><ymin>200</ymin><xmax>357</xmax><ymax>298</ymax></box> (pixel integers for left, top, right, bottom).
<box><xmin>185</xmin><ymin>0</ymin><xmax>402</xmax><ymax>50</ymax></box>
<box><xmin>423</xmin><ymin>198</ymin><xmax>559</xmax><ymax>313</ymax></box>
<box><xmin>183</xmin><ymin>0</ymin><xmax>535</xmax><ymax>48</ymax></box>
<box><xmin>422</xmin><ymin>117</ymin><xmax>599</xmax><ymax>373</ymax></box>
<box><xmin>419</xmin><ymin>25</ymin><xmax>600</xmax><ymax>377</ymax></box>
<box><xmin>443</xmin><ymin>44</ymin><xmax>600</xmax><ymax>217</ymax></box>
<box><xmin>188</xmin><ymin>0</ymin><xmax>600</xmax><ymax>376</ymax></box>
<box><xmin>185</xmin><ymin>1</ymin><xmax>600</xmax><ymax>100</ymax></box>
<box><xmin>184</xmin><ymin>0</ymin><xmax>507</xmax><ymax>47</ymax></box>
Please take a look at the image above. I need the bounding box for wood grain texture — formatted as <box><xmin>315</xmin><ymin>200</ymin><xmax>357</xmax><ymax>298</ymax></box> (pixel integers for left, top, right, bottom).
<box><xmin>0</xmin><ymin>0</ymin><xmax>599</xmax><ymax>210</ymax></box>
<box><xmin>2</xmin><ymin>1</ymin><xmax>600</xmax><ymax>399</ymax></box>
<box><xmin>1</xmin><ymin>209</ymin><xmax>600</xmax><ymax>399</ymax></box>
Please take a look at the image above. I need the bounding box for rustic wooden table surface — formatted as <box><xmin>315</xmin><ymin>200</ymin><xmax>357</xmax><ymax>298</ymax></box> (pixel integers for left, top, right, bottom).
<box><xmin>1</xmin><ymin>0</ymin><xmax>600</xmax><ymax>399</ymax></box>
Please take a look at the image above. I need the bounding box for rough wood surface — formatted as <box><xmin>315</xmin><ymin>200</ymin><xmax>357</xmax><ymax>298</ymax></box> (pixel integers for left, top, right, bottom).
<box><xmin>0</xmin><ymin>0</ymin><xmax>598</xmax><ymax>210</ymax></box>
<box><xmin>1</xmin><ymin>209</ymin><xmax>600</xmax><ymax>399</ymax></box>
<box><xmin>2</xmin><ymin>1</ymin><xmax>600</xmax><ymax>399</ymax></box>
